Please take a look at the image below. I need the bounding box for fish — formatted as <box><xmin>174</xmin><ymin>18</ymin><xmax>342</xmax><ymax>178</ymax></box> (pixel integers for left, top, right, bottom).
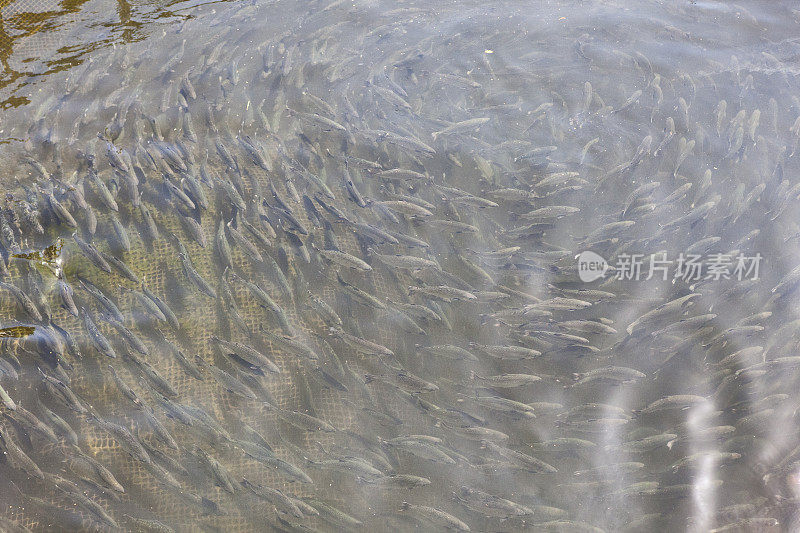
<box><xmin>90</xmin><ymin>414</ymin><xmax>151</xmax><ymax>465</ymax></box>
<box><xmin>365</xmin><ymin>369</ymin><xmax>438</xmax><ymax>393</ymax></box>
<box><xmin>305</xmin><ymin>498</ymin><xmax>363</xmax><ymax>528</ymax></box>
<box><xmin>0</xmin><ymin>381</ymin><xmax>16</xmax><ymax>411</ymax></box>
<box><xmin>638</xmin><ymin>395</ymin><xmax>708</xmax><ymax>414</ymax></box>
<box><xmin>81</xmin><ymin>308</ymin><xmax>117</xmax><ymax>358</ymax></box>
<box><xmin>0</xmin><ymin>279</ymin><xmax>42</xmax><ymax>322</ymax></box>
<box><xmin>316</xmin><ymin>247</ymin><xmax>372</xmax><ymax>272</ymax></box>
<box><xmin>371</xmin><ymin>250</ymin><xmax>440</xmax><ymax>271</ymax></box>
<box><xmin>408</xmin><ymin>284</ymin><xmax>476</xmax><ymax>302</ymax></box>
<box><xmin>195</xmin><ymin>356</ymin><xmax>257</xmax><ymax>399</ymax></box>
<box><xmin>432</xmin><ymin>117</ymin><xmax>490</xmax><ymax>141</ymax></box>
<box><xmin>123</xmin><ymin>515</ymin><xmax>175</xmax><ymax>533</ymax></box>
<box><xmin>471</xmin><ymin>372</ymin><xmax>542</xmax><ymax>388</ymax></box>
<box><xmin>0</xmin><ymin>425</ymin><xmax>43</xmax><ymax>478</ymax></box>
<box><xmin>329</xmin><ymin>327</ymin><xmax>394</xmax><ymax>357</ymax></box>
<box><xmin>482</xmin><ymin>440</ymin><xmax>557</xmax><ymax>472</ymax></box>
<box><xmin>72</xmin><ymin>233</ymin><xmax>111</xmax><ymax>273</ymax></box>
<box><xmin>210</xmin><ymin>336</ymin><xmax>280</xmax><ymax>374</ymax></box>
<box><xmin>472</xmin><ymin>344</ymin><xmax>541</xmax><ymax>361</ymax></box>
<box><xmin>275</xmin><ymin>407</ymin><xmax>336</xmax><ymax>433</ymax></box>
<box><xmin>67</xmin><ymin>451</ymin><xmax>125</xmax><ymax>493</ymax></box>
<box><xmin>573</xmin><ymin>366</ymin><xmax>646</xmax><ymax>386</ymax></box>
<box><xmin>35</xmin><ymin>395</ymin><xmax>78</xmax><ymax>445</ymax></box>
<box><xmin>100</xmin><ymin>250</ymin><xmax>140</xmax><ymax>282</ymax></box>
<box><xmin>5</xmin><ymin>404</ymin><xmax>59</xmax><ymax>444</ymax></box>
<box><xmin>107</xmin><ymin>364</ymin><xmax>144</xmax><ymax>408</ymax></box>
<box><xmin>227</xmin><ymin>220</ymin><xmax>262</xmax><ymax>262</ymax></box>
<box><xmin>399</xmin><ymin>502</ymin><xmax>470</xmax><ymax>531</ymax></box>
<box><xmin>79</xmin><ymin>278</ymin><xmax>124</xmax><ymax>322</ymax></box>
<box><xmin>419</xmin><ymin>345</ymin><xmax>478</xmax><ymax>361</ymax></box>
<box><xmin>241</xmin><ymin>478</ymin><xmax>303</xmax><ymax>518</ymax></box>
<box><xmin>177</xmin><ymin>249</ymin><xmax>217</xmax><ymax>298</ymax></box>
<box><xmin>455</xmin><ymin>485</ymin><xmax>532</xmax><ymax>518</ymax></box>
<box><xmin>305</xmin><ymin>293</ymin><xmax>342</xmax><ymax>326</ymax></box>
<box><xmin>47</xmin><ymin>191</ymin><xmax>78</xmax><ymax>228</ymax></box>
<box><xmin>39</xmin><ymin>368</ymin><xmax>86</xmax><ymax>414</ymax></box>
<box><xmin>109</xmin><ymin>213</ymin><xmax>132</xmax><ymax>251</ymax></box>
<box><xmin>195</xmin><ymin>447</ymin><xmax>240</xmax><ymax>493</ymax></box>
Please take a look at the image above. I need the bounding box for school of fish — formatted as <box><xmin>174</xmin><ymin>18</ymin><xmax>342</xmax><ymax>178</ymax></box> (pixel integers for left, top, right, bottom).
<box><xmin>0</xmin><ymin>0</ymin><xmax>799</xmax><ymax>531</ymax></box>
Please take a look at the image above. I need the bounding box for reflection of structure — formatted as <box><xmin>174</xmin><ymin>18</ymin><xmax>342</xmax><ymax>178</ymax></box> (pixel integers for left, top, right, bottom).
<box><xmin>117</xmin><ymin>0</ymin><xmax>135</xmax><ymax>42</ymax></box>
<box><xmin>0</xmin><ymin>0</ymin><xmax>186</xmax><ymax>107</ymax></box>
<box><xmin>0</xmin><ymin>0</ymin><xmax>95</xmax><ymax>107</ymax></box>
<box><xmin>0</xmin><ymin>10</ymin><xmax>11</xmax><ymax>74</ymax></box>
<box><xmin>0</xmin><ymin>0</ymin><xmax>95</xmax><ymax>106</ymax></box>
<box><xmin>0</xmin><ymin>2</ymin><xmax>19</xmax><ymax>101</ymax></box>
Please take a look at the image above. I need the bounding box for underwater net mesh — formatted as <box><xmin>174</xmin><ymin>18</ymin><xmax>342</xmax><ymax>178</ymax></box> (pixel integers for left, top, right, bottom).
<box><xmin>0</xmin><ymin>167</ymin><xmax>414</xmax><ymax>531</ymax></box>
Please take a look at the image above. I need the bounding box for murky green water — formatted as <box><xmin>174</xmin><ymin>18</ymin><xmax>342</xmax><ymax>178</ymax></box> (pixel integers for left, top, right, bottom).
<box><xmin>0</xmin><ymin>0</ymin><xmax>797</xmax><ymax>531</ymax></box>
